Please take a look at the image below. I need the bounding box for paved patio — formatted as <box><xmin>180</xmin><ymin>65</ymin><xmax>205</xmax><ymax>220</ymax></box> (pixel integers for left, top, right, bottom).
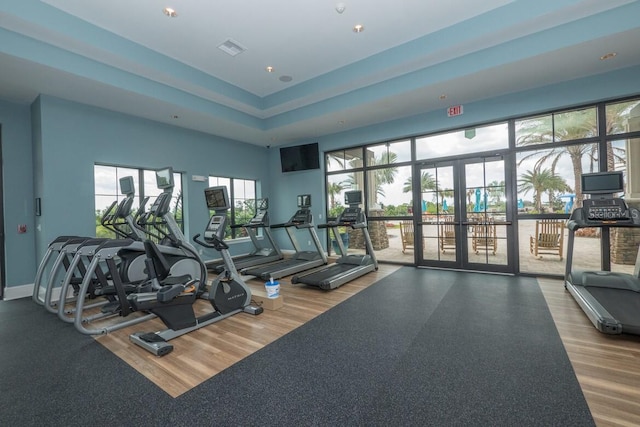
<box><xmin>361</xmin><ymin>221</ymin><xmax>637</xmax><ymax>276</ymax></box>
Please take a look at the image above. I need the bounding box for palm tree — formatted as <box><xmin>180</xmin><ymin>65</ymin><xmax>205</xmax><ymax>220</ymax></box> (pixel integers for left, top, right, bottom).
<box><xmin>327</xmin><ymin>181</ymin><xmax>347</xmax><ymax>209</ymax></box>
<box><xmin>402</xmin><ymin>171</ymin><xmax>436</xmax><ymax>193</ymax></box>
<box><xmin>518</xmin><ymin>169</ymin><xmax>547</xmax><ymax>212</ymax></box>
<box><xmin>372</xmin><ymin>151</ymin><xmax>398</xmax><ymax>199</ymax></box>
<box><xmin>518</xmin><ymin>168</ymin><xmax>570</xmax><ymax>212</ymax></box>
<box><xmin>487</xmin><ymin>180</ymin><xmax>505</xmax><ymax>205</ymax></box>
<box><xmin>517</xmin><ymin>104</ymin><xmax>630</xmax><ymax>208</ymax></box>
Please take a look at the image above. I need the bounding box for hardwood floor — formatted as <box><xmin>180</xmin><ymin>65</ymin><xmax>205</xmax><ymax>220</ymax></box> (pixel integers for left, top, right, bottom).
<box><xmin>95</xmin><ymin>264</ymin><xmax>401</xmax><ymax>398</ymax></box>
<box><xmin>538</xmin><ymin>278</ymin><xmax>640</xmax><ymax>427</ymax></box>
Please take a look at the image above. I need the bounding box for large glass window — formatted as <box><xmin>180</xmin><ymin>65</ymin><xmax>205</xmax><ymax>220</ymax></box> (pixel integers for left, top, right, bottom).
<box><xmin>366</xmin><ymin>165</ymin><xmax>412</xmax><ymax>217</ymax></box>
<box><xmin>605</xmin><ymin>97</ymin><xmax>640</xmax><ymax>135</ymax></box>
<box><xmin>326</xmin><ymin>172</ymin><xmax>363</xmax><ymax>219</ymax></box>
<box><xmin>516</xmin><ymin>143</ymin><xmax>598</xmax><ymax>213</ymax></box>
<box><xmin>416</xmin><ymin>122</ymin><xmax>508</xmax><ymax>160</ymax></box>
<box><xmin>94</xmin><ymin>165</ymin><xmax>182</xmax><ymax>238</ymax></box>
<box><xmin>326</xmin><ymin>147</ymin><xmax>364</xmax><ymax>172</ymax></box>
<box><xmin>365</xmin><ymin>139</ymin><xmax>411</xmax><ymax>165</ymax></box>
<box><xmin>324</xmin><ymin>97</ymin><xmax>639</xmax><ymax>276</ymax></box>
<box><xmin>516</xmin><ymin>107</ymin><xmax>597</xmax><ymax>147</ymax></box>
<box><xmin>208</xmin><ymin>176</ymin><xmax>257</xmax><ymax>239</ymax></box>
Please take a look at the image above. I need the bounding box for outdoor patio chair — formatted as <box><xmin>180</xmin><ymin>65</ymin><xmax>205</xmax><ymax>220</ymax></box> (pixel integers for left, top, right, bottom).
<box><xmin>399</xmin><ymin>220</ymin><xmax>415</xmax><ymax>253</ymax></box>
<box><xmin>529</xmin><ymin>219</ymin><xmax>565</xmax><ymax>260</ymax></box>
<box><xmin>472</xmin><ymin>217</ymin><xmax>497</xmax><ymax>255</ymax></box>
<box><xmin>439</xmin><ymin>219</ymin><xmax>456</xmax><ymax>253</ymax></box>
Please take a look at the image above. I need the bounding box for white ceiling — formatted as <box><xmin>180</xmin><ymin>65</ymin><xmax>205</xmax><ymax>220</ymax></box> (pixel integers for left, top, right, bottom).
<box><xmin>1</xmin><ymin>0</ymin><xmax>640</xmax><ymax>146</ymax></box>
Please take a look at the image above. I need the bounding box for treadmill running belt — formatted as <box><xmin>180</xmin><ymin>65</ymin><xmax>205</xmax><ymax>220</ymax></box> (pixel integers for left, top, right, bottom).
<box><xmin>585</xmin><ymin>287</ymin><xmax>640</xmax><ymax>327</ymax></box>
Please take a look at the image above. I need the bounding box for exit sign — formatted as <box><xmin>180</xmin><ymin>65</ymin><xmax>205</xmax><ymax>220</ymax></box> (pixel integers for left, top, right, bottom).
<box><xmin>447</xmin><ymin>105</ymin><xmax>464</xmax><ymax>117</ymax></box>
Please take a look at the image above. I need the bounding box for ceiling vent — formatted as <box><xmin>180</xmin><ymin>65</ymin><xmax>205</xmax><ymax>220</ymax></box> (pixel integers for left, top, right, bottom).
<box><xmin>217</xmin><ymin>39</ymin><xmax>247</xmax><ymax>57</ymax></box>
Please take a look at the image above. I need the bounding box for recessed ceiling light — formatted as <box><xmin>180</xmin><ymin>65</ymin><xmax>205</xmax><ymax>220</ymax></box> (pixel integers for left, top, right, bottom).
<box><xmin>353</xmin><ymin>24</ymin><xmax>364</xmax><ymax>33</ymax></box>
<box><xmin>266</xmin><ymin>66</ymin><xmax>274</xmax><ymax>73</ymax></box>
<box><xmin>163</xmin><ymin>7</ymin><xmax>177</xmax><ymax>18</ymax></box>
<box><xmin>600</xmin><ymin>52</ymin><xmax>617</xmax><ymax>60</ymax></box>
<box><xmin>279</xmin><ymin>75</ymin><xmax>293</xmax><ymax>82</ymax></box>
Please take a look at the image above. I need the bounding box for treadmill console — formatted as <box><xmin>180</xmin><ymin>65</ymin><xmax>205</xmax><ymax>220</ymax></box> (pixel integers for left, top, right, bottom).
<box><xmin>250</xmin><ymin>211</ymin><xmax>267</xmax><ymax>225</ymax></box>
<box><xmin>290</xmin><ymin>208</ymin><xmax>312</xmax><ymax>225</ymax></box>
<box><xmin>339</xmin><ymin>207</ymin><xmax>362</xmax><ymax>224</ymax></box>
<box><xmin>584</xmin><ymin>198</ymin><xmax>630</xmax><ymax>223</ymax></box>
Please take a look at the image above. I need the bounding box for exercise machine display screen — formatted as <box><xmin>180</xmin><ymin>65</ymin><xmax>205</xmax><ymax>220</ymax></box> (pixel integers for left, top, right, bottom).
<box><xmin>297</xmin><ymin>194</ymin><xmax>311</xmax><ymax>208</ymax></box>
<box><xmin>581</xmin><ymin>171</ymin><xmax>624</xmax><ymax>195</ymax></box>
<box><xmin>156</xmin><ymin>167</ymin><xmax>174</xmax><ymax>190</ymax></box>
<box><xmin>205</xmin><ymin>186</ymin><xmax>230</xmax><ymax>211</ymax></box>
<box><xmin>119</xmin><ymin>176</ymin><xmax>135</xmax><ymax>196</ymax></box>
<box><xmin>345</xmin><ymin>190</ymin><xmax>362</xmax><ymax>206</ymax></box>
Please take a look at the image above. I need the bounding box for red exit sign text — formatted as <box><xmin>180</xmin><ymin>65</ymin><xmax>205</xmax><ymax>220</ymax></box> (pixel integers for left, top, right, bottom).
<box><xmin>447</xmin><ymin>105</ymin><xmax>464</xmax><ymax>117</ymax></box>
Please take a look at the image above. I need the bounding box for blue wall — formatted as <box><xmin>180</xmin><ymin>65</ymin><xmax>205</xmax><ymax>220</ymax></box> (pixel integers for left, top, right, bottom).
<box><xmin>30</xmin><ymin>96</ymin><xmax>271</xmax><ymax>283</ymax></box>
<box><xmin>0</xmin><ymin>99</ymin><xmax>36</xmax><ymax>289</ymax></box>
<box><xmin>2</xmin><ymin>64</ymin><xmax>640</xmax><ymax>291</ymax></box>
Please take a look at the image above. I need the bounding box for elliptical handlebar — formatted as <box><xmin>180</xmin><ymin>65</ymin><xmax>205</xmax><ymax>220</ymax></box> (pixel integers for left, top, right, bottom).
<box><xmin>193</xmin><ymin>233</ymin><xmax>229</xmax><ymax>251</ymax></box>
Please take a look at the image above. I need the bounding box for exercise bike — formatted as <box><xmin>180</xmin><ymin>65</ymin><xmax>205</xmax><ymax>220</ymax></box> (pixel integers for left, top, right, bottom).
<box><xmin>128</xmin><ymin>185</ymin><xmax>262</xmax><ymax>356</ymax></box>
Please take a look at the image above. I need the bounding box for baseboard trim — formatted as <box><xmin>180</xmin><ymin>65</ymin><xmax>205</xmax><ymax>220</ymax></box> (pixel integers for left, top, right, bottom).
<box><xmin>4</xmin><ymin>283</ymin><xmax>34</xmax><ymax>301</ymax></box>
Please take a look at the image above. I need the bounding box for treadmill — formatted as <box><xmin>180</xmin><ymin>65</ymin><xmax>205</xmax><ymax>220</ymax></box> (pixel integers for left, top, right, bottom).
<box><xmin>241</xmin><ymin>194</ymin><xmax>328</xmax><ymax>280</ymax></box>
<box><xmin>205</xmin><ymin>198</ymin><xmax>283</xmax><ymax>273</ymax></box>
<box><xmin>564</xmin><ymin>171</ymin><xmax>640</xmax><ymax>335</ymax></box>
<box><xmin>292</xmin><ymin>190</ymin><xmax>378</xmax><ymax>290</ymax></box>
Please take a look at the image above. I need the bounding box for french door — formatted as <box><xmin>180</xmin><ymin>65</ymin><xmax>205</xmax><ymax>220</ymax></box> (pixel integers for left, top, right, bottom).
<box><xmin>415</xmin><ymin>155</ymin><xmax>515</xmax><ymax>274</ymax></box>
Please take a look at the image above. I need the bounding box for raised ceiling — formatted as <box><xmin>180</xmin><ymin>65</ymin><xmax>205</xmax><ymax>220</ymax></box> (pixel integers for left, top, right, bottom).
<box><xmin>1</xmin><ymin>0</ymin><xmax>640</xmax><ymax>146</ymax></box>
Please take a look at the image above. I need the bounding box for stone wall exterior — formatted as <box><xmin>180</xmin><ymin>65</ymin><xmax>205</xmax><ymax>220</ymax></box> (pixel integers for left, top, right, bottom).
<box><xmin>348</xmin><ymin>209</ymin><xmax>389</xmax><ymax>250</ymax></box>
<box><xmin>611</xmin><ymin>227</ymin><xmax>640</xmax><ymax>265</ymax></box>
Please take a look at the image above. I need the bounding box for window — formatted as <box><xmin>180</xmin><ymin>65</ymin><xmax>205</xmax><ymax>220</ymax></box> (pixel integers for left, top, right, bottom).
<box><xmin>326</xmin><ymin>171</ymin><xmax>364</xmax><ymax>219</ymax></box>
<box><xmin>516</xmin><ymin>107</ymin><xmax>597</xmax><ymax>147</ymax></box>
<box><xmin>94</xmin><ymin>165</ymin><xmax>183</xmax><ymax>239</ymax></box>
<box><xmin>416</xmin><ymin>122</ymin><xmax>508</xmax><ymax>160</ymax></box>
<box><xmin>208</xmin><ymin>176</ymin><xmax>257</xmax><ymax>239</ymax></box>
<box><xmin>366</xmin><ymin>139</ymin><xmax>411</xmax><ymax>165</ymax></box>
<box><xmin>605</xmin><ymin>97</ymin><xmax>640</xmax><ymax>135</ymax></box>
<box><xmin>326</xmin><ymin>148</ymin><xmax>364</xmax><ymax>172</ymax></box>
<box><xmin>516</xmin><ymin>143</ymin><xmax>598</xmax><ymax>213</ymax></box>
<box><xmin>366</xmin><ymin>165</ymin><xmax>412</xmax><ymax>216</ymax></box>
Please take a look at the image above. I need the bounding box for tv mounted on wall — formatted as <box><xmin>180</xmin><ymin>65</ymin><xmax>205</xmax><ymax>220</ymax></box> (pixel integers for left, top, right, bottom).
<box><xmin>279</xmin><ymin>142</ymin><xmax>320</xmax><ymax>173</ymax></box>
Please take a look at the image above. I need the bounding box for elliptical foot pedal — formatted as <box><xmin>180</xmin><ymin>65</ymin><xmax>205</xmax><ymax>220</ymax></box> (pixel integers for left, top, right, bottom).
<box><xmin>129</xmin><ymin>332</ymin><xmax>174</xmax><ymax>356</ymax></box>
<box><xmin>100</xmin><ymin>301</ymin><xmax>121</xmax><ymax>314</ymax></box>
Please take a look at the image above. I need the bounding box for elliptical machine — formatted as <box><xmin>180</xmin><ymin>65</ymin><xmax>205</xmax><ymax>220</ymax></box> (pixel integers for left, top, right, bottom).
<box><xmin>128</xmin><ymin>185</ymin><xmax>262</xmax><ymax>356</ymax></box>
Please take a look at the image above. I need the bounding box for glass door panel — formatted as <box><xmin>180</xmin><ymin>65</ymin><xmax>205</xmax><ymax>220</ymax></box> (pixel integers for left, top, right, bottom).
<box><xmin>463</xmin><ymin>161</ymin><xmax>508</xmax><ymax>267</ymax></box>
<box><xmin>417</xmin><ymin>157</ymin><xmax>514</xmax><ymax>273</ymax></box>
<box><xmin>419</xmin><ymin>165</ymin><xmax>456</xmax><ymax>264</ymax></box>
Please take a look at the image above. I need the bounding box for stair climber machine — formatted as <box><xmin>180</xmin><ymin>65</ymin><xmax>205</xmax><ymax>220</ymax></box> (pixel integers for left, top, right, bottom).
<box><xmin>241</xmin><ymin>194</ymin><xmax>328</xmax><ymax>280</ymax></box>
<box><xmin>564</xmin><ymin>171</ymin><xmax>640</xmax><ymax>335</ymax></box>
<box><xmin>205</xmin><ymin>198</ymin><xmax>283</xmax><ymax>273</ymax></box>
<box><xmin>57</xmin><ymin>168</ymin><xmax>205</xmax><ymax>335</ymax></box>
<box><xmin>292</xmin><ymin>190</ymin><xmax>378</xmax><ymax>290</ymax></box>
<box><xmin>33</xmin><ymin>176</ymin><xmax>147</xmax><ymax>312</ymax></box>
<box><xmin>128</xmin><ymin>185</ymin><xmax>262</xmax><ymax>356</ymax></box>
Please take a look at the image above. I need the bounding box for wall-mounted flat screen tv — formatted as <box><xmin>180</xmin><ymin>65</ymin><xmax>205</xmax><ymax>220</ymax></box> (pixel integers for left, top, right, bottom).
<box><xmin>280</xmin><ymin>142</ymin><xmax>320</xmax><ymax>173</ymax></box>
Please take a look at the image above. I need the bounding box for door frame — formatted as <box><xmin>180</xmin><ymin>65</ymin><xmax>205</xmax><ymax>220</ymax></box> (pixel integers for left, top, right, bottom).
<box><xmin>414</xmin><ymin>154</ymin><xmax>516</xmax><ymax>274</ymax></box>
<box><xmin>0</xmin><ymin>124</ymin><xmax>5</xmax><ymax>299</ymax></box>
